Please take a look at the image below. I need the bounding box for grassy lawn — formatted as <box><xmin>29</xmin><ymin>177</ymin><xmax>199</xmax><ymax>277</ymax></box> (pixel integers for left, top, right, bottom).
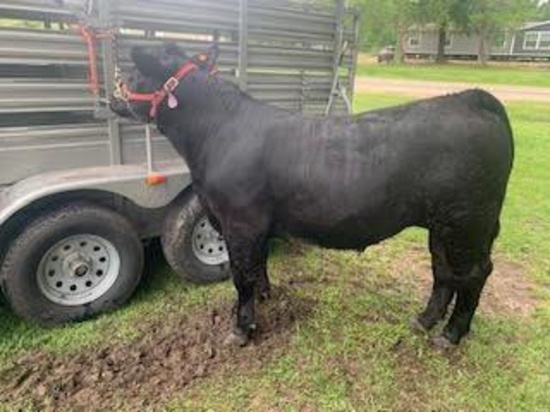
<box><xmin>356</xmin><ymin>61</ymin><xmax>550</xmax><ymax>88</ymax></box>
<box><xmin>1</xmin><ymin>95</ymin><xmax>549</xmax><ymax>411</ymax></box>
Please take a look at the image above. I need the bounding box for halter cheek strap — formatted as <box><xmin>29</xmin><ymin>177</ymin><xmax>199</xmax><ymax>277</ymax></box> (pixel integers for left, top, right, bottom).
<box><xmin>120</xmin><ymin>61</ymin><xmax>199</xmax><ymax>119</ymax></box>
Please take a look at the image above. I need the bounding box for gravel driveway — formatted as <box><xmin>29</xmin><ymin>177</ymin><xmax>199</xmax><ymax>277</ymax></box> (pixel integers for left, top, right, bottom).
<box><xmin>355</xmin><ymin>77</ymin><xmax>550</xmax><ymax>102</ymax></box>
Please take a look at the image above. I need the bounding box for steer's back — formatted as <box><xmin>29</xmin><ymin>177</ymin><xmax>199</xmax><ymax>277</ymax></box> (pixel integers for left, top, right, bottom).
<box><xmin>265</xmin><ymin>89</ymin><xmax>513</xmax><ymax>249</ymax></box>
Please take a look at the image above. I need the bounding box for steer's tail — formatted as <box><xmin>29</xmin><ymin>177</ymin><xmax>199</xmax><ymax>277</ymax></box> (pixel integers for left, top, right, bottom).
<box><xmin>465</xmin><ymin>89</ymin><xmax>515</xmax><ymax>170</ymax></box>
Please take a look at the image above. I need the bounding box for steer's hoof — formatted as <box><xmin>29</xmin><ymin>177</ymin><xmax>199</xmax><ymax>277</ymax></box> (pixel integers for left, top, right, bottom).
<box><xmin>224</xmin><ymin>330</ymin><xmax>249</xmax><ymax>347</ymax></box>
<box><xmin>223</xmin><ymin>324</ymin><xmax>256</xmax><ymax>347</ymax></box>
<box><xmin>258</xmin><ymin>289</ymin><xmax>272</xmax><ymax>302</ymax></box>
<box><xmin>410</xmin><ymin>317</ymin><xmax>430</xmax><ymax>335</ymax></box>
<box><xmin>431</xmin><ymin>335</ymin><xmax>458</xmax><ymax>350</ymax></box>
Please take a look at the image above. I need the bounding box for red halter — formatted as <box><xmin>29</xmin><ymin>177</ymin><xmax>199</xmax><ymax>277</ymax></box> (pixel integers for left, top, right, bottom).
<box><xmin>119</xmin><ymin>61</ymin><xmax>199</xmax><ymax>119</ymax></box>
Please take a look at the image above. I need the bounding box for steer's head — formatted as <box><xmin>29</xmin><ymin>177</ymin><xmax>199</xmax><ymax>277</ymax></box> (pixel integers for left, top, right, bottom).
<box><xmin>110</xmin><ymin>43</ymin><xmax>217</xmax><ymax>123</ymax></box>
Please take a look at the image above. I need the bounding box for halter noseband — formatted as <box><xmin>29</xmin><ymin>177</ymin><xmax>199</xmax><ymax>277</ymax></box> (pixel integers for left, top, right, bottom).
<box><xmin>116</xmin><ymin>60</ymin><xmax>199</xmax><ymax>119</ymax></box>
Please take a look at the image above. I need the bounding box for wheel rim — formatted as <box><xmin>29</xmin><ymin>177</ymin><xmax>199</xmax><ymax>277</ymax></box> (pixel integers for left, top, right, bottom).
<box><xmin>191</xmin><ymin>217</ymin><xmax>229</xmax><ymax>266</ymax></box>
<box><xmin>36</xmin><ymin>234</ymin><xmax>121</xmax><ymax>306</ymax></box>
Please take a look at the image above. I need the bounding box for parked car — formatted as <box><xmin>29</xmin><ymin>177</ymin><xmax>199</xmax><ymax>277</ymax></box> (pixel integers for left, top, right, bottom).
<box><xmin>377</xmin><ymin>45</ymin><xmax>395</xmax><ymax>63</ymax></box>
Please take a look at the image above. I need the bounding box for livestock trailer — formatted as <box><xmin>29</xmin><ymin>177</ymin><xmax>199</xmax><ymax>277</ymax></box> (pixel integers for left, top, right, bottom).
<box><xmin>0</xmin><ymin>0</ymin><xmax>359</xmax><ymax>323</ymax></box>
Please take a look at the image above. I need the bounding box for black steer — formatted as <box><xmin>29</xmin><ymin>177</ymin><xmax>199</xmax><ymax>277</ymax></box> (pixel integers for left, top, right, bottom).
<box><xmin>111</xmin><ymin>44</ymin><xmax>514</xmax><ymax>348</ymax></box>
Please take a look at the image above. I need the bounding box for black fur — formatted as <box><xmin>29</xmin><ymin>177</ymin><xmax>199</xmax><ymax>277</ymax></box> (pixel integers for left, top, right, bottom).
<box><xmin>111</xmin><ymin>44</ymin><xmax>514</xmax><ymax>347</ymax></box>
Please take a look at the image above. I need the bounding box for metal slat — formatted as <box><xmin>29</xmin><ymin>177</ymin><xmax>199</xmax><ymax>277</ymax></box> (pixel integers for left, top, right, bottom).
<box><xmin>0</xmin><ymin>123</ymin><xmax>107</xmax><ymax>147</ymax></box>
<box><xmin>249</xmin><ymin>5</ymin><xmax>334</xmax><ymax>25</ymax></box>
<box><xmin>0</xmin><ymin>28</ymin><xmax>89</xmax><ymax>66</ymax></box>
<box><xmin>0</xmin><ymin>80</ymin><xmax>94</xmax><ymax>113</ymax></box>
<box><xmin>113</xmin><ymin>0</ymin><xmax>239</xmax><ymax>33</ymax></box>
<box><xmin>0</xmin><ymin>0</ymin><xmax>86</xmax><ymax>21</ymax></box>
<box><xmin>249</xmin><ymin>0</ymin><xmax>334</xmax><ymax>20</ymax></box>
<box><xmin>248</xmin><ymin>9</ymin><xmax>334</xmax><ymax>35</ymax></box>
<box><xmin>115</xmin><ymin>0</ymin><xmax>238</xmax><ymax>16</ymax></box>
<box><xmin>246</xmin><ymin>6</ymin><xmax>335</xmax><ymax>41</ymax></box>
<box><xmin>248</xmin><ymin>46</ymin><xmax>334</xmax><ymax>70</ymax></box>
<box><xmin>114</xmin><ymin>16</ymin><xmax>238</xmax><ymax>35</ymax></box>
<box><xmin>0</xmin><ymin>144</ymin><xmax>110</xmax><ymax>185</ymax></box>
<box><xmin>247</xmin><ymin>27</ymin><xmax>334</xmax><ymax>42</ymax></box>
<box><xmin>0</xmin><ymin>0</ymin><xmax>86</xmax><ymax>9</ymax></box>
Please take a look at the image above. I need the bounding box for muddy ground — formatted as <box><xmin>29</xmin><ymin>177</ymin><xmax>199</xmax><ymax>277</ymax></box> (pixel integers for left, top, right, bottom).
<box><xmin>0</xmin><ymin>245</ymin><xmax>538</xmax><ymax>411</ymax></box>
<box><xmin>0</xmin><ymin>285</ymin><xmax>316</xmax><ymax>412</ymax></box>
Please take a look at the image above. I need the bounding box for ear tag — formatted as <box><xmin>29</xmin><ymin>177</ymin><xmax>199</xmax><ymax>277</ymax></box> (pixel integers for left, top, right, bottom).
<box><xmin>167</xmin><ymin>92</ymin><xmax>178</xmax><ymax>109</ymax></box>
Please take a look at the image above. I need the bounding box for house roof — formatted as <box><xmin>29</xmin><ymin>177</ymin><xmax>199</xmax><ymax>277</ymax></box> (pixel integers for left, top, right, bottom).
<box><xmin>522</xmin><ymin>20</ymin><xmax>550</xmax><ymax>30</ymax></box>
<box><xmin>408</xmin><ymin>20</ymin><xmax>550</xmax><ymax>33</ymax></box>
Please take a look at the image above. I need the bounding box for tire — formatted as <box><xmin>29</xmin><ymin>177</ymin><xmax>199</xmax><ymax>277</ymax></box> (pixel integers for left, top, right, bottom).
<box><xmin>0</xmin><ymin>203</ymin><xmax>144</xmax><ymax>325</ymax></box>
<box><xmin>161</xmin><ymin>191</ymin><xmax>230</xmax><ymax>284</ymax></box>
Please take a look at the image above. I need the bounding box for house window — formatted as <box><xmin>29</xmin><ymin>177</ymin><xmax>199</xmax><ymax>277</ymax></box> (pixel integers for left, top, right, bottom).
<box><xmin>540</xmin><ymin>32</ymin><xmax>550</xmax><ymax>50</ymax></box>
<box><xmin>445</xmin><ymin>34</ymin><xmax>452</xmax><ymax>48</ymax></box>
<box><xmin>492</xmin><ymin>32</ymin><xmax>507</xmax><ymax>49</ymax></box>
<box><xmin>408</xmin><ymin>34</ymin><xmax>420</xmax><ymax>47</ymax></box>
<box><xmin>523</xmin><ymin>32</ymin><xmax>539</xmax><ymax>50</ymax></box>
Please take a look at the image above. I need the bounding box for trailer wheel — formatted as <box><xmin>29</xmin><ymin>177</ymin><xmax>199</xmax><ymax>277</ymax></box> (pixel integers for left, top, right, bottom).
<box><xmin>162</xmin><ymin>192</ymin><xmax>230</xmax><ymax>284</ymax></box>
<box><xmin>0</xmin><ymin>203</ymin><xmax>144</xmax><ymax>325</ymax></box>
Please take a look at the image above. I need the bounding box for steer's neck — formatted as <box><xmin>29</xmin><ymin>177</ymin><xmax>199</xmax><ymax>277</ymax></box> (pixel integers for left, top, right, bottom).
<box><xmin>156</xmin><ymin>73</ymin><xmax>251</xmax><ymax>173</ymax></box>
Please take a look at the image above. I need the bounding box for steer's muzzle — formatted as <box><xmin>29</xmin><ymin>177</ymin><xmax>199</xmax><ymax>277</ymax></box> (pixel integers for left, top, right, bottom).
<box><xmin>109</xmin><ymin>97</ymin><xmax>132</xmax><ymax>118</ymax></box>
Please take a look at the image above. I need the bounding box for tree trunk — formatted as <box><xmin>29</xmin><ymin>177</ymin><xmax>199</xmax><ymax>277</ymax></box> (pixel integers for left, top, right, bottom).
<box><xmin>435</xmin><ymin>23</ymin><xmax>447</xmax><ymax>64</ymax></box>
<box><xmin>477</xmin><ymin>30</ymin><xmax>489</xmax><ymax>66</ymax></box>
<box><xmin>477</xmin><ymin>26</ymin><xmax>491</xmax><ymax>66</ymax></box>
<box><xmin>395</xmin><ymin>22</ymin><xmax>406</xmax><ymax>64</ymax></box>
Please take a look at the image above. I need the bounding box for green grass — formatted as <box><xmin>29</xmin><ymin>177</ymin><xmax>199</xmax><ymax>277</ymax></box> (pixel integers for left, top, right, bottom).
<box><xmin>356</xmin><ymin>61</ymin><xmax>550</xmax><ymax>88</ymax></box>
<box><xmin>1</xmin><ymin>94</ymin><xmax>549</xmax><ymax>411</ymax></box>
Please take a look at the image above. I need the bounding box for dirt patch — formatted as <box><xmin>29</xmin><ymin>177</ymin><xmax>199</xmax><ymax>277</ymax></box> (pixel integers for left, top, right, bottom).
<box><xmin>355</xmin><ymin>77</ymin><xmax>550</xmax><ymax>102</ymax></box>
<box><xmin>0</xmin><ymin>287</ymin><xmax>316</xmax><ymax>412</ymax></box>
<box><xmin>482</xmin><ymin>259</ymin><xmax>537</xmax><ymax>317</ymax></box>
<box><xmin>391</xmin><ymin>249</ymin><xmax>539</xmax><ymax>317</ymax></box>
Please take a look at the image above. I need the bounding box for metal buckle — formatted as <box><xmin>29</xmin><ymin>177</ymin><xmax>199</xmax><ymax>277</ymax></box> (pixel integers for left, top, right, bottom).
<box><xmin>163</xmin><ymin>77</ymin><xmax>179</xmax><ymax>92</ymax></box>
<box><xmin>113</xmin><ymin>80</ymin><xmax>129</xmax><ymax>101</ymax></box>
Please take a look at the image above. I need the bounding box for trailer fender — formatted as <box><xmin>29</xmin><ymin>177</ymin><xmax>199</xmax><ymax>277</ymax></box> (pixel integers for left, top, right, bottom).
<box><xmin>0</xmin><ymin>162</ymin><xmax>191</xmax><ymax>227</ymax></box>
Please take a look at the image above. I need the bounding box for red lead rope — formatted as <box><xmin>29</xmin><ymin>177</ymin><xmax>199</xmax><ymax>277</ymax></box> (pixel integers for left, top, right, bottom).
<box><xmin>77</xmin><ymin>24</ymin><xmax>115</xmax><ymax>96</ymax></box>
<box><xmin>76</xmin><ymin>23</ymin><xmax>205</xmax><ymax>186</ymax></box>
<box><xmin>78</xmin><ymin>24</ymin><xmax>100</xmax><ymax>96</ymax></box>
<box><xmin>77</xmin><ymin>22</ymin><xmax>214</xmax><ymax>119</ymax></box>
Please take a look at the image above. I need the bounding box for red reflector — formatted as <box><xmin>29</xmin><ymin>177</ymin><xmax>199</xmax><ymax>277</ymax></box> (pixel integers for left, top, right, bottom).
<box><xmin>146</xmin><ymin>174</ymin><xmax>167</xmax><ymax>186</ymax></box>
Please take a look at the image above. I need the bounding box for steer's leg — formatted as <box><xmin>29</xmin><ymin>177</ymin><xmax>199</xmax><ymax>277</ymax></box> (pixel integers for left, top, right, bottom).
<box><xmin>432</xmin><ymin>220</ymin><xmax>499</xmax><ymax>348</ymax></box>
<box><xmin>224</xmin><ymin>228</ymin><xmax>269</xmax><ymax>346</ymax></box>
<box><xmin>256</xmin><ymin>262</ymin><xmax>272</xmax><ymax>301</ymax></box>
<box><xmin>412</xmin><ymin>231</ymin><xmax>455</xmax><ymax>333</ymax></box>
<box><xmin>433</xmin><ymin>256</ymin><xmax>493</xmax><ymax>348</ymax></box>
<box><xmin>255</xmin><ymin>243</ymin><xmax>271</xmax><ymax>301</ymax></box>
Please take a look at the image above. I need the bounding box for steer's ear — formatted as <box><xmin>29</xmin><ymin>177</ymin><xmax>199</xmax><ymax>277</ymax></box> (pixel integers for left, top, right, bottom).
<box><xmin>163</xmin><ymin>42</ymin><xmax>186</xmax><ymax>58</ymax></box>
<box><xmin>131</xmin><ymin>47</ymin><xmax>167</xmax><ymax>79</ymax></box>
<box><xmin>192</xmin><ymin>43</ymin><xmax>219</xmax><ymax>70</ymax></box>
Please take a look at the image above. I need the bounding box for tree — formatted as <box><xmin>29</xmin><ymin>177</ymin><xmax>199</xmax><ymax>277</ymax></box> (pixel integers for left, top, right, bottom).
<box><xmin>537</xmin><ymin>0</ymin><xmax>550</xmax><ymax>19</ymax></box>
<box><xmin>392</xmin><ymin>0</ymin><xmax>419</xmax><ymax>63</ymax></box>
<box><xmin>466</xmin><ymin>0</ymin><xmax>537</xmax><ymax>65</ymax></box>
<box><xmin>413</xmin><ymin>0</ymin><xmax>471</xmax><ymax>63</ymax></box>
<box><xmin>354</xmin><ymin>0</ymin><xmax>397</xmax><ymax>51</ymax></box>
<box><xmin>354</xmin><ymin>0</ymin><xmax>418</xmax><ymax>61</ymax></box>
<box><xmin>415</xmin><ymin>0</ymin><xmax>450</xmax><ymax>63</ymax></box>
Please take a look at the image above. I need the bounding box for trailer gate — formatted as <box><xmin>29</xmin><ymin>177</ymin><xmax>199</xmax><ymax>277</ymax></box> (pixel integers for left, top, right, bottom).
<box><xmin>0</xmin><ymin>0</ymin><xmax>359</xmax><ymax>188</ymax></box>
<box><xmin>0</xmin><ymin>0</ymin><xmax>359</xmax><ymax>322</ymax></box>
